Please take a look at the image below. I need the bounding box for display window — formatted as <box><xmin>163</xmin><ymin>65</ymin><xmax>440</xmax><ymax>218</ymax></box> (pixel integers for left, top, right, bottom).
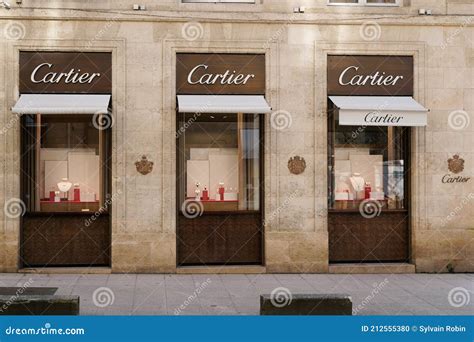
<box><xmin>326</xmin><ymin>55</ymin><xmax>428</xmax><ymax>263</ymax></box>
<box><xmin>14</xmin><ymin>51</ymin><xmax>112</xmax><ymax>267</ymax></box>
<box><xmin>175</xmin><ymin>53</ymin><xmax>270</xmax><ymax>265</ymax></box>
<box><xmin>21</xmin><ymin>114</ymin><xmax>111</xmax><ymax>213</ymax></box>
<box><xmin>328</xmin><ymin>108</ymin><xmax>410</xmax><ymax>211</ymax></box>
<box><xmin>177</xmin><ymin>113</ymin><xmax>261</xmax><ymax>213</ymax></box>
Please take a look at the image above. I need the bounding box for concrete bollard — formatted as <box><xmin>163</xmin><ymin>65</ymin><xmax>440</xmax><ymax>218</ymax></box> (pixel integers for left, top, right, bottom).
<box><xmin>260</xmin><ymin>294</ymin><xmax>352</xmax><ymax>315</ymax></box>
<box><xmin>0</xmin><ymin>295</ymin><xmax>80</xmax><ymax>315</ymax></box>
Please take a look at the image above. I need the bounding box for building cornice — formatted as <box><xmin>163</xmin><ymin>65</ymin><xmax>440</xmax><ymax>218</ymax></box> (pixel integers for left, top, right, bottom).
<box><xmin>0</xmin><ymin>9</ymin><xmax>473</xmax><ymax>27</ymax></box>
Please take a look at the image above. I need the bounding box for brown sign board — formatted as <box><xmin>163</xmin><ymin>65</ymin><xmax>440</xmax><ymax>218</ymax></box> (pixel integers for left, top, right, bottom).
<box><xmin>20</xmin><ymin>52</ymin><xmax>112</xmax><ymax>94</ymax></box>
<box><xmin>327</xmin><ymin>55</ymin><xmax>413</xmax><ymax>96</ymax></box>
<box><xmin>176</xmin><ymin>53</ymin><xmax>265</xmax><ymax>95</ymax></box>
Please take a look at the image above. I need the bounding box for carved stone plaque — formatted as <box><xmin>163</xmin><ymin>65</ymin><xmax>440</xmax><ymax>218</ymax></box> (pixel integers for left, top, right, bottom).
<box><xmin>288</xmin><ymin>156</ymin><xmax>306</xmax><ymax>175</ymax></box>
<box><xmin>448</xmin><ymin>154</ymin><xmax>464</xmax><ymax>174</ymax></box>
<box><xmin>135</xmin><ymin>155</ymin><xmax>154</xmax><ymax>175</ymax></box>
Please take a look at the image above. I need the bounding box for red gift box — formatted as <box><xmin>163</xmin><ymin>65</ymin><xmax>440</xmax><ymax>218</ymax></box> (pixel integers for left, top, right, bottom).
<box><xmin>218</xmin><ymin>186</ymin><xmax>225</xmax><ymax>201</ymax></box>
<box><xmin>74</xmin><ymin>188</ymin><xmax>81</xmax><ymax>201</ymax></box>
<box><xmin>202</xmin><ymin>189</ymin><xmax>209</xmax><ymax>201</ymax></box>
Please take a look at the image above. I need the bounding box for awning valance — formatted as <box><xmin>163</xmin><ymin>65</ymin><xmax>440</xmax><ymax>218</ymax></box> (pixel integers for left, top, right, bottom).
<box><xmin>12</xmin><ymin>94</ymin><xmax>111</xmax><ymax>115</ymax></box>
<box><xmin>329</xmin><ymin>96</ymin><xmax>428</xmax><ymax>127</ymax></box>
<box><xmin>177</xmin><ymin>95</ymin><xmax>272</xmax><ymax>114</ymax></box>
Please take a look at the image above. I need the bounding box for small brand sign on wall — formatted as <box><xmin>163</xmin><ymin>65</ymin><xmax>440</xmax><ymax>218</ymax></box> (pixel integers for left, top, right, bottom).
<box><xmin>176</xmin><ymin>53</ymin><xmax>265</xmax><ymax>95</ymax></box>
<box><xmin>327</xmin><ymin>55</ymin><xmax>413</xmax><ymax>96</ymax></box>
<box><xmin>442</xmin><ymin>155</ymin><xmax>471</xmax><ymax>183</ymax></box>
<box><xmin>20</xmin><ymin>51</ymin><xmax>112</xmax><ymax>94</ymax></box>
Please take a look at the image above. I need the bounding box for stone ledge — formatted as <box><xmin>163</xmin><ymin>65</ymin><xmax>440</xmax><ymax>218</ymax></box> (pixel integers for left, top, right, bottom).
<box><xmin>329</xmin><ymin>263</ymin><xmax>416</xmax><ymax>274</ymax></box>
<box><xmin>177</xmin><ymin>266</ymin><xmax>266</xmax><ymax>274</ymax></box>
<box><xmin>19</xmin><ymin>267</ymin><xmax>112</xmax><ymax>275</ymax></box>
<box><xmin>260</xmin><ymin>294</ymin><xmax>352</xmax><ymax>315</ymax></box>
<box><xmin>0</xmin><ymin>295</ymin><xmax>79</xmax><ymax>315</ymax></box>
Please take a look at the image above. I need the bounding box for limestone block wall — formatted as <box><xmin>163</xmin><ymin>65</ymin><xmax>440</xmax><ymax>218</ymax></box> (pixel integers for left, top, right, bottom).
<box><xmin>0</xmin><ymin>7</ymin><xmax>472</xmax><ymax>273</ymax></box>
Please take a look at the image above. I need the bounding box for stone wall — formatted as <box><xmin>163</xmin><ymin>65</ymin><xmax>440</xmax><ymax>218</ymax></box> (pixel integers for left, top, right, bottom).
<box><xmin>0</xmin><ymin>4</ymin><xmax>472</xmax><ymax>273</ymax></box>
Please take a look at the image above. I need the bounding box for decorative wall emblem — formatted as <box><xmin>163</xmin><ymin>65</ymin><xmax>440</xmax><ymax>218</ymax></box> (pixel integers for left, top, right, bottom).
<box><xmin>135</xmin><ymin>155</ymin><xmax>154</xmax><ymax>175</ymax></box>
<box><xmin>288</xmin><ymin>156</ymin><xmax>306</xmax><ymax>175</ymax></box>
<box><xmin>442</xmin><ymin>154</ymin><xmax>470</xmax><ymax>183</ymax></box>
<box><xmin>448</xmin><ymin>154</ymin><xmax>464</xmax><ymax>174</ymax></box>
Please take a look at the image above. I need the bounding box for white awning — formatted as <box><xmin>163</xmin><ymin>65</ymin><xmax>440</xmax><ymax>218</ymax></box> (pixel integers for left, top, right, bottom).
<box><xmin>177</xmin><ymin>95</ymin><xmax>272</xmax><ymax>114</ymax></box>
<box><xmin>329</xmin><ymin>96</ymin><xmax>428</xmax><ymax>127</ymax></box>
<box><xmin>12</xmin><ymin>94</ymin><xmax>111</xmax><ymax>115</ymax></box>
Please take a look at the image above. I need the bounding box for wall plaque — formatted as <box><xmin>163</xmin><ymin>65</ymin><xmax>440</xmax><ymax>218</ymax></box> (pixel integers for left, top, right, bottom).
<box><xmin>288</xmin><ymin>156</ymin><xmax>306</xmax><ymax>175</ymax></box>
<box><xmin>20</xmin><ymin>51</ymin><xmax>112</xmax><ymax>94</ymax></box>
<box><xmin>327</xmin><ymin>55</ymin><xmax>413</xmax><ymax>96</ymax></box>
<box><xmin>442</xmin><ymin>154</ymin><xmax>470</xmax><ymax>183</ymax></box>
<box><xmin>135</xmin><ymin>155</ymin><xmax>154</xmax><ymax>175</ymax></box>
<box><xmin>176</xmin><ymin>53</ymin><xmax>265</xmax><ymax>95</ymax></box>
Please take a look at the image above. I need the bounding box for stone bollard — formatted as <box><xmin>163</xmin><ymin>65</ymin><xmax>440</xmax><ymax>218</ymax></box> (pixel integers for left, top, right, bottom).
<box><xmin>260</xmin><ymin>294</ymin><xmax>352</xmax><ymax>315</ymax></box>
<box><xmin>0</xmin><ymin>295</ymin><xmax>80</xmax><ymax>315</ymax></box>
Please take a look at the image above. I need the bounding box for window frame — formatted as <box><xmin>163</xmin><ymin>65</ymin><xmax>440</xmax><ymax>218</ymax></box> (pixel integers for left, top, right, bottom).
<box><xmin>327</xmin><ymin>0</ymin><xmax>401</xmax><ymax>7</ymax></box>
<box><xmin>327</xmin><ymin>101</ymin><xmax>411</xmax><ymax>213</ymax></box>
<box><xmin>176</xmin><ymin>112</ymin><xmax>264</xmax><ymax>215</ymax></box>
<box><xmin>20</xmin><ymin>113</ymin><xmax>112</xmax><ymax>214</ymax></box>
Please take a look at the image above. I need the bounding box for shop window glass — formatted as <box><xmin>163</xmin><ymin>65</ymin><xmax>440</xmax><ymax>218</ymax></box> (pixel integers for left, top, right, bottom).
<box><xmin>328</xmin><ymin>106</ymin><xmax>409</xmax><ymax>211</ymax></box>
<box><xmin>21</xmin><ymin>114</ymin><xmax>111</xmax><ymax>213</ymax></box>
<box><xmin>177</xmin><ymin>113</ymin><xmax>262</xmax><ymax>213</ymax></box>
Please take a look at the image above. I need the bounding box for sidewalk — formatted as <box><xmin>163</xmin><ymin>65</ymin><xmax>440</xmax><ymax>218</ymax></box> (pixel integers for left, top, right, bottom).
<box><xmin>0</xmin><ymin>273</ymin><xmax>472</xmax><ymax>316</ymax></box>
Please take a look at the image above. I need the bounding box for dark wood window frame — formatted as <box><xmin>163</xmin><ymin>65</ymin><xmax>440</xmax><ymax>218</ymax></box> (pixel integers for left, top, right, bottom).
<box><xmin>175</xmin><ymin>111</ymin><xmax>265</xmax><ymax>266</ymax></box>
<box><xmin>19</xmin><ymin>113</ymin><xmax>112</xmax><ymax>268</ymax></box>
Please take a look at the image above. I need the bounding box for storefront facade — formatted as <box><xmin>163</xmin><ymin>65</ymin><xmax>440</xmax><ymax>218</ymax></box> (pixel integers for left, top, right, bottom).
<box><xmin>0</xmin><ymin>0</ymin><xmax>472</xmax><ymax>273</ymax></box>
<box><xmin>14</xmin><ymin>51</ymin><xmax>113</xmax><ymax>267</ymax></box>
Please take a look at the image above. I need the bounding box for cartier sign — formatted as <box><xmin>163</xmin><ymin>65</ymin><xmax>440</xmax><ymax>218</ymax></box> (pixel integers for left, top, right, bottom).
<box><xmin>177</xmin><ymin>53</ymin><xmax>265</xmax><ymax>95</ymax></box>
<box><xmin>20</xmin><ymin>52</ymin><xmax>112</xmax><ymax>94</ymax></box>
<box><xmin>328</xmin><ymin>55</ymin><xmax>413</xmax><ymax>96</ymax></box>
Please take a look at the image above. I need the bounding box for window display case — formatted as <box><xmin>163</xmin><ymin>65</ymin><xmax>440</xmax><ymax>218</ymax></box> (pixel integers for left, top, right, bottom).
<box><xmin>21</xmin><ymin>114</ymin><xmax>109</xmax><ymax>213</ymax></box>
<box><xmin>328</xmin><ymin>102</ymin><xmax>410</xmax><ymax>212</ymax></box>
<box><xmin>177</xmin><ymin>113</ymin><xmax>261</xmax><ymax>213</ymax></box>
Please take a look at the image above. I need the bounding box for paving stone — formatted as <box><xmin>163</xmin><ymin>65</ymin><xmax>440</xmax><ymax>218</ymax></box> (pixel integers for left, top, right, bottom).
<box><xmin>0</xmin><ymin>273</ymin><xmax>469</xmax><ymax>315</ymax></box>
